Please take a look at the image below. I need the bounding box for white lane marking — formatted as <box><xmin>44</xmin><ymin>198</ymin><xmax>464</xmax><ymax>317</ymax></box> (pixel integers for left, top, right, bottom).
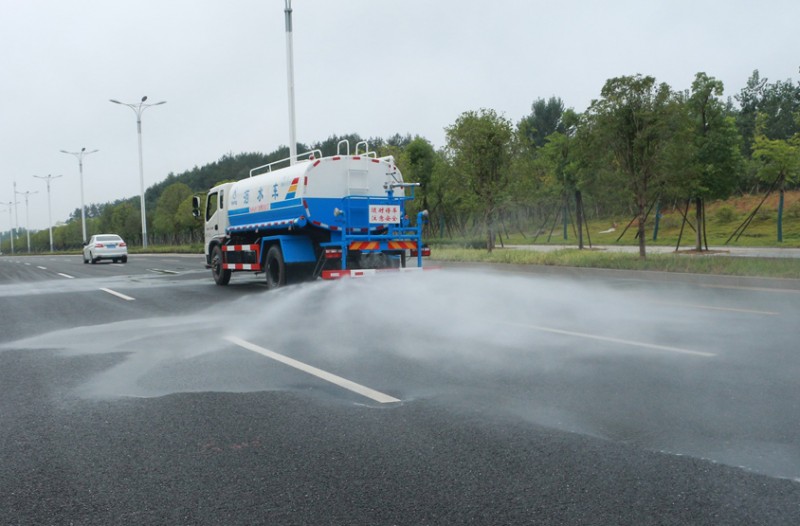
<box><xmin>37</xmin><ymin>266</ymin><xmax>47</xmax><ymax>270</ymax></box>
<box><xmin>99</xmin><ymin>288</ymin><xmax>135</xmax><ymax>301</ymax></box>
<box><xmin>58</xmin><ymin>273</ymin><xmax>75</xmax><ymax>279</ymax></box>
<box><xmin>147</xmin><ymin>268</ymin><xmax>179</xmax><ymax>275</ymax></box>
<box><xmin>649</xmin><ymin>300</ymin><xmax>779</xmax><ymax>316</ymax></box>
<box><xmin>225</xmin><ymin>336</ymin><xmax>401</xmax><ymax>404</ymax></box>
<box><xmin>699</xmin><ymin>284</ymin><xmax>800</xmax><ymax>294</ymax></box>
<box><xmin>502</xmin><ymin>322</ymin><xmax>716</xmax><ymax>357</ymax></box>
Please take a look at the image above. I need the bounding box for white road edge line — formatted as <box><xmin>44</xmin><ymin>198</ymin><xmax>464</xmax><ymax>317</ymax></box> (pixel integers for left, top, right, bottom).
<box><xmin>649</xmin><ymin>300</ymin><xmax>779</xmax><ymax>316</ymax></box>
<box><xmin>699</xmin><ymin>283</ymin><xmax>800</xmax><ymax>294</ymax></box>
<box><xmin>225</xmin><ymin>335</ymin><xmax>401</xmax><ymax>404</ymax></box>
<box><xmin>502</xmin><ymin>322</ymin><xmax>716</xmax><ymax>357</ymax></box>
<box><xmin>99</xmin><ymin>288</ymin><xmax>135</xmax><ymax>301</ymax></box>
<box><xmin>58</xmin><ymin>273</ymin><xmax>75</xmax><ymax>279</ymax></box>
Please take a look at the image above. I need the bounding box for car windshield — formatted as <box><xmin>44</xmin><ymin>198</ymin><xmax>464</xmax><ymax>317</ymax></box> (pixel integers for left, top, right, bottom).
<box><xmin>97</xmin><ymin>235</ymin><xmax>122</xmax><ymax>242</ymax></box>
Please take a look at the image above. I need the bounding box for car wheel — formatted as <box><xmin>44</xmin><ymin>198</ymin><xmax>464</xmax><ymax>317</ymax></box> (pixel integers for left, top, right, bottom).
<box><xmin>90</xmin><ymin>252</ymin><xmax>97</xmax><ymax>264</ymax></box>
<box><xmin>211</xmin><ymin>246</ymin><xmax>231</xmax><ymax>286</ymax></box>
<box><xmin>265</xmin><ymin>245</ymin><xmax>286</xmax><ymax>290</ymax></box>
<box><xmin>121</xmin><ymin>256</ymin><xmax>127</xmax><ymax>263</ymax></box>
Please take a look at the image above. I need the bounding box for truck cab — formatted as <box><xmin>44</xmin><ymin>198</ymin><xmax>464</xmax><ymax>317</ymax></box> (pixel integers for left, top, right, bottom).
<box><xmin>200</xmin><ymin>183</ymin><xmax>232</xmax><ymax>265</ymax></box>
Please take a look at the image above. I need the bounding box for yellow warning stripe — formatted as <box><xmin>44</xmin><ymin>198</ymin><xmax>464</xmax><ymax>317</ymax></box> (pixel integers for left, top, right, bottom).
<box><xmin>349</xmin><ymin>241</ymin><xmax>380</xmax><ymax>250</ymax></box>
<box><xmin>388</xmin><ymin>241</ymin><xmax>417</xmax><ymax>250</ymax></box>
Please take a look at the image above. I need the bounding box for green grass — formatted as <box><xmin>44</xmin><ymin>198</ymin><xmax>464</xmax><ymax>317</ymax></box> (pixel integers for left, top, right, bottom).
<box><xmin>432</xmin><ymin>246</ymin><xmax>800</xmax><ymax>279</ymax></box>
<box><xmin>498</xmin><ymin>192</ymin><xmax>800</xmax><ymax>248</ymax></box>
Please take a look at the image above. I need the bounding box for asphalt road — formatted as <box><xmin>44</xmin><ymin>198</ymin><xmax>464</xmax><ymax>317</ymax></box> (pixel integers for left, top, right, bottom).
<box><xmin>1</xmin><ymin>254</ymin><xmax>799</xmax><ymax>525</ymax></box>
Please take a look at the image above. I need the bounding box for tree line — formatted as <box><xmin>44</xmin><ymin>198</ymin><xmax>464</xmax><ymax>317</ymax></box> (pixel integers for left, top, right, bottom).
<box><xmin>2</xmin><ymin>69</ymin><xmax>798</xmax><ymax>257</ymax></box>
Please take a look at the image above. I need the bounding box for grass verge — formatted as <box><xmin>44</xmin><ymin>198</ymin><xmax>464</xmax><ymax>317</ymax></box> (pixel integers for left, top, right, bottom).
<box><xmin>432</xmin><ymin>246</ymin><xmax>800</xmax><ymax>279</ymax></box>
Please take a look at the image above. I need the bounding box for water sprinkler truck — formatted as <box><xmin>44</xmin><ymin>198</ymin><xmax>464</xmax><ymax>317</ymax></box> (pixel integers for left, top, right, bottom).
<box><xmin>193</xmin><ymin>140</ymin><xmax>431</xmax><ymax>288</ymax></box>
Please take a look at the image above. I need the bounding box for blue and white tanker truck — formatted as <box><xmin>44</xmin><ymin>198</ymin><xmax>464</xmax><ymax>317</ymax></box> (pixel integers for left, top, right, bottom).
<box><xmin>193</xmin><ymin>141</ymin><xmax>430</xmax><ymax>288</ymax></box>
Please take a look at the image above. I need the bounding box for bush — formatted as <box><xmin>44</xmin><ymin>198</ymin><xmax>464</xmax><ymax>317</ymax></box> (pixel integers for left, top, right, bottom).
<box><xmin>714</xmin><ymin>205</ymin><xmax>737</xmax><ymax>224</ymax></box>
<box><xmin>787</xmin><ymin>200</ymin><xmax>800</xmax><ymax>219</ymax></box>
<box><xmin>754</xmin><ymin>205</ymin><xmax>773</xmax><ymax>222</ymax></box>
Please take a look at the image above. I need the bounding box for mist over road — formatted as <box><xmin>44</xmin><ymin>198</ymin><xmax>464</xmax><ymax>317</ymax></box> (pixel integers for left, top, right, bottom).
<box><xmin>1</xmin><ymin>254</ymin><xmax>799</xmax><ymax>525</ymax></box>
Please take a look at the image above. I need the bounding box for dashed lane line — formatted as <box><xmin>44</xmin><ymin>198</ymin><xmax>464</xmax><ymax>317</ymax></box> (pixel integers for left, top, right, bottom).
<box><xmin>99</xmin><ymin>288</ymin><xmax>135</xmax><ymax>301</ymax></box>
<box><xmin>225</xmin><ymin>336</ymin><xmax>401</xmax><ymax>404</ymax></box>
<box><xmin>58</xmin><ymin>273</ymin><xmax>74</xmax><ymax>279</ymax></box>
<box><xmin>501</xmin><ymin>321</ymin><xmax>716</xmax><ymax>358</ymax></box>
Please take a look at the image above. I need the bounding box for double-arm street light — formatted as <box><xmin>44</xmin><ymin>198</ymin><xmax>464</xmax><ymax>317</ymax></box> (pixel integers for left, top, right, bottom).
<box><xmin>60</xmin><ymin>147</ymin><xmax>98</xmax><ymax>244</ymax></box>
<box><xmin>33</xmin><ymin>174</ymin><xmax>63</xmax><ymax>252</ymax></box>
<box><xmin>15</xmin><ymin>188</ymin><xmax>38</xmax><ymax>253</ymax></box>
<box><xmin>110</xmin><ymin>96</ymin><xmax>166</xmax><ymax>248</ymax></box>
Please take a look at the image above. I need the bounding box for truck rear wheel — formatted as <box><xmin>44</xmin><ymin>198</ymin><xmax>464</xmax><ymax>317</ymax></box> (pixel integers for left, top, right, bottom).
<box><xmin>265</xmin><ymin>245</ymin><xmax>286</xmax><ymax>289</ymax></box>
<box><xmin>211</xmin><ymin>246</ymin><xmax>231</xmax><ymax>286</ymax></box>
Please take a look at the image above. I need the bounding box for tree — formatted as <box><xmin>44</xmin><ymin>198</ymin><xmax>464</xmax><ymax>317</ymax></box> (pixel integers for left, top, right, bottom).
<box><xmin>735</xmin><ymin>69</ymin><xmax>800</xmax><ymax>158</ymax></box>
<box><xmin>683</xmin><ymin>72</ymin><xmax>743</xmax><ymax>250</ymax></box>
<box><xmin>445</xmin><ymin>109</ymin><xmax>515</xmax><ymax>251</ymax></box>
<box><xmin>752</xmin><ymin>134</ymin><xmax>800</xmax><ymax>242</ymax></box>
<box><xmin>518</xmin><ymin>97</ymin><xmax>566</xmax><ymax>149</ymax></box>
<box><xmin>402</xmin><ymin>136</ymin><xmax>436</xmax><ymax>221</ymax></box>
<box><xmin>153</xmin><ymin>182</ymin><xmax>193</xmax><ymax>244</ymax></box>
<box><xmin>110</xmin><ymin>202</ymin><xmax>141</xmax><ymax>244</ymax></box>
<box><xmin>584</xmin><ymin>75</ymin><xmax>676</xmax><ymax>258</ymax></box>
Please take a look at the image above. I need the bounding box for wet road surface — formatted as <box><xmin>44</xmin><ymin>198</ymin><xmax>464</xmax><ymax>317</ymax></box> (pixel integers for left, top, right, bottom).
<box><xmin>1</xmin><ymin>254</ymin><xmax>799</xmax><ymax>525</ymax></box>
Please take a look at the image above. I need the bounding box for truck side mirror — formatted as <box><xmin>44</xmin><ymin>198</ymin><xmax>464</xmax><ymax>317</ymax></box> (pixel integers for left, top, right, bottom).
<box><xmin>192</xmin><ymin>196</ymin><xmax>201</xmax><ymax>219</ymax></box>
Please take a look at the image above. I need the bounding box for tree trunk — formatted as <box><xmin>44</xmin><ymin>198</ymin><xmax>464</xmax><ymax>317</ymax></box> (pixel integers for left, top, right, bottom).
<box><xmin>637</xmin><ymin>196</ymin><xmax>647</xmax><ymax>258</ymax></box>
<box><xmin>694</xmin><ymin>197</ymin><xmax>704</xmax><ymax>251</ymax></box>
<box><xmin>778</xmin><ymin>186</ymin><xmax>784</xmax><ymax>243</ymax></box>
<box><xmin>575</xmin><ymin>190</ymin><xmax>584</xmax><ymax>249</ymax></box>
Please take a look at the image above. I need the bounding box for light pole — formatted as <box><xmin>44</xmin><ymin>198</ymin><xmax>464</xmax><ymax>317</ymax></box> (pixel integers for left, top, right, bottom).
<box><xmin>60</xmin><ymin>147</ymin><xmax>98</xmax><ymax>244</ymax></box>
<box><xmin>15</xmin><ymin>188</ymin><xmax>38</xmax><ymax>253</ymax></box>
<box><xmin>12</xmin><ymin>181</ymin><xmax>19</xmax><ymax>243</ymax></box>
<box><xmin>1</xmin><ymin>201</ymin><xmax>15</xmax><ymax>254</ymax></box>
<box><xmin>284</xmin><ymin>0</ymin><xmax>297</xmax><ymax>165</ymax></box>
<box><xmin>33</xmin><ymin>174</ymin><xmax>63</xmax><ymax>252</ymax></box>
<box><xmin>110</xmin><ymin>96</ymin><xmax>166</xmax><ymax>248</ymax></box>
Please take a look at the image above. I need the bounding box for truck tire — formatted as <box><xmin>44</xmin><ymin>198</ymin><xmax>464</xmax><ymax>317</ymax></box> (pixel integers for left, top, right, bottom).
<box><xmin>265</xmin><ymin>245</ymin><xmax>286</xmax><ymax>289</ymax></box>
<box><xmin>211</xmin><ymin>245</ymin><xmax>231</xmax><ymax>286</ymax></box>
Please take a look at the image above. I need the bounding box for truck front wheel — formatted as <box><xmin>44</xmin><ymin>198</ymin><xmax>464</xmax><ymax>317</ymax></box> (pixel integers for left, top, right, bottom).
<box><xmin>265</xmin><ymin>245</ymin><xmax>286</xmax><ymax>289</ymax></box>
<box><xmin>211</xmin><ymin>246</ymin><xmax>231</xmax><ymax>286</ymax></box>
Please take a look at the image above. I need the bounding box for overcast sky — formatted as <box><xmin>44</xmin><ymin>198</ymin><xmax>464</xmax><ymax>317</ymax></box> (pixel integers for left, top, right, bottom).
<box><xmin>1</xmin><ymin>0</ymin><xmax>799</xmax><ymax>232</ymax></box>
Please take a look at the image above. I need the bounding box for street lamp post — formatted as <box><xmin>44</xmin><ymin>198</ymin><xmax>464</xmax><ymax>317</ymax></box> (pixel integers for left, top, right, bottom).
<box><xmin>1</xmin><ymin>201</ymin><xmax>15</xmax><ymax>254</ymax></box>
<box><xmin>60</xmin><ymin>147</ymin><xmax>98</xmax><ymax>244</ymax></box>
<box><xmin>33</xmin><ymin>174</ymin><xmax>63</xmax><ymax>252</ymax></box>
<box><xmin>15</xmin><ymin>189</ymin><xmax>38</xmax><ymax>253</ymax></box>
<box><xmin>284</xmin><ymin>0</ymin><xmax>297</xmax><ymax>165</ymax></box>
<box><xmin>12</xmin><ymin>181</ymin><xmax>19</xmax><ymax>243</ymax></box>
<box><xmin>110</xmin><ymin>96</ymin><xmax>166</xmax><ymax>248</ymax></box>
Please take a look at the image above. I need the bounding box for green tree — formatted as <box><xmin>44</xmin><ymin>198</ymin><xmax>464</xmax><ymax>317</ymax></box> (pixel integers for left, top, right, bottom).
<box><xmin>110</xmin><ymin>202</ymin><xmax>141</xmax><ymax>244</ymax></box>
<box><xmin>584</xmin><ymin>75</ymin><xmax>676</xmax><ymax>257</ymax></box>
<box><xmin>752</xmin><ymin>134</ymin><xmax>800</xmax><ymax>242</ymax></box>
<box><xmin>683</xmin><ymin>72</ymin><xmax>743</xmax><ymax>250</ymax></box>
<box><xmin>402</xmin><ymin>136</ymin><xmax>436</xmax><ymax>223</ymax></box>
<box><xmin>153</xmin><ymin>182</ymin><xmax>193</xmax><ymax>244</ymax></box>
<box><xmin>445</xmin><ymin>108</ymin><xmax>515</xmax><ymax>251</ymax></box>
<box><xmin>518</xmin><ymin>97</ymin><xmax>566</xmax><ymax>149</ymax></box>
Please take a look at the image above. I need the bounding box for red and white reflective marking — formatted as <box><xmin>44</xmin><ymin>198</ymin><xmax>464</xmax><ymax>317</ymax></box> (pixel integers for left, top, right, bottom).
<box><xmin>222</xmin><ymin>244</ymin><xmax>259</xmax><ymax>251</ymax></box>
<box><xmin>320</xmin><ymin>266</ymin><xmax>438</xmax><ymax>280</ymax></box>
<box><xmin>223</xmin><ymin>263</ymin><xmax>262</xmax><ymax>271</ymax></box>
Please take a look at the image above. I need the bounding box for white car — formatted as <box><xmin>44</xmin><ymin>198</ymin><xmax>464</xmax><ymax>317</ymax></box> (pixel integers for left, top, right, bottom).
<box><xmin>83</xmin><ymin>234</ymin><xmax>128</xmax><ymax>264</ymax></box>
